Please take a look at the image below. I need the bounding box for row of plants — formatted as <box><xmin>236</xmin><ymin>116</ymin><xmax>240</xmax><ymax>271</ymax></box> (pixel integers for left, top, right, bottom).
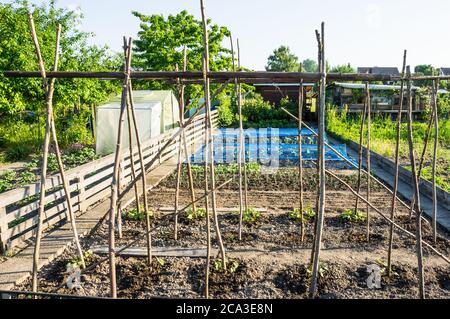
<box><xmin>0</xmin><ymin>146</ymin><xmax>99</xmax><ymax>193</ymax></box>
<box><xmin>122</xmin><ymin>204</ymin><xmax>366</xmax><ymax>226</ymax></box>
<box><xmin>326</xmin><ymin>107</ymin><xmax>450</xmax><ymax>192</ymax></box>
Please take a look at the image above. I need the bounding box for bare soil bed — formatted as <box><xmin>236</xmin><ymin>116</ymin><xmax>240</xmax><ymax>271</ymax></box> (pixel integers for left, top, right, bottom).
<box><xmin>17</xmin><ymin>168</ymin><xmax>450</xmax><ymax>299</ymax></box>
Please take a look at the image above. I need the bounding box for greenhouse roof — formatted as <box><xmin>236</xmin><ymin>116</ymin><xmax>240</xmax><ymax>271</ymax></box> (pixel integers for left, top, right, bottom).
<box><xmin>106</xmin><ymin>90</ymin><xmax>174</xmax><ymax>104</ymax></box>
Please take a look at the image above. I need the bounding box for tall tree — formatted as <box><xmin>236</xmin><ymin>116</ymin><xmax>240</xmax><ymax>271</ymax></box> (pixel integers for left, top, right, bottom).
<box><xmin>302</xmin><ymin>58</ymin><xmax>318</xmax><ymax>73</ymax></box>
<box><xmin>265</xmin><ymin>46</ymin><xmax>299</xmax><ymax>72</ymax></box>
<box><xmin>132</xmin><ymin>10</ymin><xmax>232</xmax><ymax>102</ymax></box>
<box><xmin>330</xmin><ymin>63</ymin><xmax>355</xmax><ymax>73</ymax></box>
<box><xmin>414</xmin><ymin>64</ymin><xmax>436</xmax><ymax>87</ymax></box>
<box><xmin>0</xmin><ymin>0</ymin><xmax>120</xmax><ymax>118</ymax></box>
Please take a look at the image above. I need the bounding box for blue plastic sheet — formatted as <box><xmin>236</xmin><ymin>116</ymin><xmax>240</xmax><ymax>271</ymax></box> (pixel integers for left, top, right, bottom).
<box><xmin>190</xmin><ymin>128</ymin><xmax>356</xmax><ymax>168</ymax></box>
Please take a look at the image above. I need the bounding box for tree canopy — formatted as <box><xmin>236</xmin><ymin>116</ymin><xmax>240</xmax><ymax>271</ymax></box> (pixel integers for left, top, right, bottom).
<box><xmin>301</xmin><ymin>58</ymin><xmax>318</xmax><ymax>72</ymax></box>
<box><xmin>330</xmin><ymin>63</ymin><xmax>355</xmax><ymax>74</ymax></box>
<box><xmin>265</xmin><ymin>46</ymin><xmax>300</xmax><ymax>72</ymax></box>
<box><xmin>132</xmin><ymin>10</ymin><xmax>233</xmax><ymax>102</ymax></box>
<box><xmin>0</xmin><ymin>0</ymin><xmax>121</xmax><ymax>119</ymax></box>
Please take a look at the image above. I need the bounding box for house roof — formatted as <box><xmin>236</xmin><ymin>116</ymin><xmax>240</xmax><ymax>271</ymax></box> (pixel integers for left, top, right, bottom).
<box><xmin>440</xmin><ymin>68</ymin><xmax>450</xmax><ymax>76</ymax></box>
<box><xmin>357</xmin><ymin>67</ymin><xmax>400</xmax><ymax>76</ymax></box>
<box><xmin>332</xmin><ymin>82</ymin><xmax>419</xmax><ymax>91</ymax></box>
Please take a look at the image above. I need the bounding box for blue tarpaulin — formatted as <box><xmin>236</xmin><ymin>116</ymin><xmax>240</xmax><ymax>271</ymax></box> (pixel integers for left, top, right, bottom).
<box><xmin>190</xmin><ymin>128</ymin><xmax>356</xmax><ymax>168</ymax></box>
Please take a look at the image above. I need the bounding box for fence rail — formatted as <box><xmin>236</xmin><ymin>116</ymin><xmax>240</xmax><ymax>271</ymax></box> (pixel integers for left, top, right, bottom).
<box><xmin>0</xmin><ymin>111</ymin><xmax>217</xmax><ymax>253</ymax></box>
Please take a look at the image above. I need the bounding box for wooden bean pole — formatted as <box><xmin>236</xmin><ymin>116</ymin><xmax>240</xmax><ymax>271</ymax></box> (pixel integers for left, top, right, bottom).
<box><xmin>238</xmin><ymin>39</ymin><xmax>249</xmax><ymax>213</ymax></box>
<box><xmin>431</xmin><ymin>80</ymin><xmax>439</xmax><ymax>243</ymax></box>
<box><xmin>127</xmin><ymin>81</ymin><xmax>153</xmax><ymax>266</ymax></box>
<box><xmin>365</xmin><ymin>82</ymin><xmax>372</xmax><ymax>241</ymax></box>
<box><xmin>405</xmin><ymin>66</ymin><xmax>426</xmax><ymax>299</ymax></box>
<box><xmin>230</xmin><ymin>35</ymin><xmax>245</xmax><ymax>240</ymax></box>
<box><xmin>387</xmin><ymin>50</ymin><xmax>407</xmax><ymax>276</ymax></box>
<box><xmin>354</xmin><ymin>89</ymin><xmax>367</xmax><ymax>215</ymax></box>
<box><xmin>28</xmin><ymin>16</ymin><xmax>85</xmax><ymax>292</ymax></box>
<box><xmin>180</xmin><ymin>47</ymin><xmax>198</xmax><ymax>215</ymax></box>
<box><xmin>298</xmin><ymin>64</ymin><xmax>305</xmax><ymax>242</ymax></box>
<box><xmin>173</xmin><ymin>63</ymin><xmax>183</xmax><ymax>240</ymax></box>
<box><xmin>309</xmin><ymin>22</ymin><xmax>326</xmax><ymax>298</ymax></box>
<box><xmin>107</xmin><ymin>37</ymin><xmax>133</xmax><ymax>298</ymax></box>
<box><xmin>200</xmin><ymin>0</ymin><xmax>227</xmax><ymax>271</ymax></box>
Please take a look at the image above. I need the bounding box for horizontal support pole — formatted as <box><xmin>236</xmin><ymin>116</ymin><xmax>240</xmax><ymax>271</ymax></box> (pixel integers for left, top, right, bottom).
<box><xmin>5</xmin><ymin>71</ymin><xmax>447</xmax><ymax>82</ymax></box>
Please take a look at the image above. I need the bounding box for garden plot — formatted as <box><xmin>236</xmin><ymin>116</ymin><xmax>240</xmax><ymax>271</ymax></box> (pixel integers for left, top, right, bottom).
<box><xmin>17</xmin><ymin>168</ymin><xmax>450</xmax><ymax>299</ymax></box>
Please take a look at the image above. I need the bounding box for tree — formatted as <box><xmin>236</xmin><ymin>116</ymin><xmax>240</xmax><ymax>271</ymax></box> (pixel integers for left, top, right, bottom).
<box><xmin>302</xmin><ymin>59</ymin><xmax>318</xmax><ymax>73</ymax></box>
<box><xmin>0</xmin><ymin>0</ymin><xmax>121</xmax><ymax>154</ymax></box>
<box><xmin>414</xmin><ymin>64</ymin><xmax>436</xmax><ymax>87</ymax></box>
<box><xmin>0</xmin><ymin>0</ymin><xmax>121</xmax><ymax>118</ymax></box>
<box><xmin>265</xmin><ymin>46</ymin><xmax>299</xmax><ymax>72</ymax></box>
<box><xmin>330</xmin><ymin>63</ymin><xmax>355</xmax><ymax>74</ymax></box>
<box><xmin>132</xmin><ymin>10</ymin><xmax>232</xmax><ymax>103</ymax></box>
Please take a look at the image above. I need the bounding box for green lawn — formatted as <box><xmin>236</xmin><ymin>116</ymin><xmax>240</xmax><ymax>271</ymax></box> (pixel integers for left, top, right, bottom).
<box><xmin>326</xmin><ymin>108</ymin><xmax>450</xmax><ymax>192</ymax></box>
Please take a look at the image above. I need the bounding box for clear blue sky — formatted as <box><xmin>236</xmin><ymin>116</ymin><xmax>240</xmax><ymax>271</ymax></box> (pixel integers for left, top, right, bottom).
<box><xmin>23</xmin><ymin>0</ymin><xmax>450</xmax><ymax>71</ymax></box>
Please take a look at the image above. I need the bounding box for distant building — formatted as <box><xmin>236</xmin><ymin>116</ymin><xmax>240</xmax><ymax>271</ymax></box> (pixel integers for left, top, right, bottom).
<box><xmin>357</xmin><ymin>67</ymin><xmax>400</xmax><ymax>85</ymax></box>
<box><xmin>327</xmin><ymin>82</ymin><xmax>426</xmax><ymax>114</ymax></box>
<box><xmin>440</xmin><ymin>68</ymin><xmax>450</xmax><ymax>76</ymax></box>
<box><xmin>254</xmin><ymin>83</ymin><xmax>318</xmax><ymax>119</ymax></box>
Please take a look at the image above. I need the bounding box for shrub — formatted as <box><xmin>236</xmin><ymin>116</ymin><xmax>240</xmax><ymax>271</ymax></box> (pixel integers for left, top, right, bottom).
<box><xmin>217</xmin><ymin>97</ymin><xmax>235</xmax><ymax>127</ymax></box>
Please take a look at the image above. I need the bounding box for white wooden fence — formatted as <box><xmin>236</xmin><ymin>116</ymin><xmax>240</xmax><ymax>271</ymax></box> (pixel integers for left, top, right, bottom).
<box><xmin>0</xmin><ymin>111</ymin><xmax>217</xmax><ymax>253</ymax></box>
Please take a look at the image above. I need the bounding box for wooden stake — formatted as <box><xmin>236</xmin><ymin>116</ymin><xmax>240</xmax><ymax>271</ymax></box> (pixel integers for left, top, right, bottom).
<box><xmin>238</xmin><ymin>38</ymin><xmax>249</xmax><ymax>213</ymax></box>
<box><xmin>230</xmin><ymin>35</ymin><xmax>245</xmax><ymax>241</ymax></box>
<box><xmin>405</xmin><ymin>66</ymin><xmax>425</xmax><ymax>299</ymax></box>
<box><xmin>28</xmin><ymin>16</ymin><xmax>85</xmax><ymax>292</ymax></box>
<box><xmin>387</xmin><ymin>50</ymin><xmax>407</xmax><ymax>276</ymax></box>
<box><xmin>431</xmin><ymin>80</ymin><xmax>439</xmax><ymax>243</ymax></box>
<box><xmin>310</xmin><ymin>28</ymin><xmax>322</xmax><ymax>267</ymax></box>
<box><xmin>202</xmin><ymin>58</ymin><xmax>212</xmax><ymax>299</ymax></box>
<box><xmin>365</xmin><ymin>83</ymin><xmax>372</xmax><ymax>242</ymax></box>
<box><xmin>309</xmin><ymin>22</ymin><xmax>326</xmax><ymax>298</ymax></box>
<box><xmin>173</xmin><ymin>64</ymin><xmax>183</xmax><ymax>241</ymax></box>
<box><xmin>200</xmin><ymin>0</ymin><xmax>227</xmax><ymax>272</ymax></box>
<box><xmin>298</xmin><ymin>65</ymin><xmax>305</xmax><ymax>242</ymax></box>
<box><xmin>127</xmin><ymin>81</ymin><xmax>152</xmax><ymax>266</ymax></box>
<box><xmin>126</xmin><ymin>88</ymin><xmax>140</xmax><ymax>218</ymax></box>
<box><xmin>354</xmin><ymin>89</ymin><xmax>367</xmax><ymax>214</ymax></box>
<box><xmin>408</xmin><ymin>88</ymin><xmax>436</xmax><ymax>220</ymax></box>
<box><xmin>107</xmin><ymin>37</ymin><xmax>133</xmax><ymax>298</ymax></box>
<box><xmin>180</xmin><ymin>47</ymin><xmax>198</xmax><ymax>214</ymax></box>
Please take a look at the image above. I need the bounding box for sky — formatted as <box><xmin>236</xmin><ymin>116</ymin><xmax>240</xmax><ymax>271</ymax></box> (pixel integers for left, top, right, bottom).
<box><xmin>19</xmin><ymin>0</ymin><xmax>450</xmax><ymax>71</ymax></box>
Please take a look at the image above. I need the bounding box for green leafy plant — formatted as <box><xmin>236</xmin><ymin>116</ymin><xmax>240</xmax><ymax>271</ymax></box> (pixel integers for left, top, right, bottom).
<box><xmin>304</xmin><ymin>262</ymin><xmax>328</xmax><ymax>279</ymax></box>
<box><xmin>213</xmin><ymin>259</ymin><xmax>239</xmax><ymax>274</ymax></box>
<box><xmin>67</xmin><ymin>249</ymin><xmax>94</xmax><ymax>269</ymax></box>
<box><xmin>242</xmin><ymin>207</ymin><xmax>261</xmax><ymax>224</ymax></box>
<box><xmin>340</xmin><ymin>209</ymin><xmax>367</xmax><ymax>223</ymax></box>
<box><xmin>122</xmin><ymin>205</ymin><xmax>154</xmax><ymax>221</ymax></box>
<box><xmin>185</xmin><ymin>207</ymin><xmax>207</xmax><ymax>221</ymax></box>
<box><xmin>288</xmin><ymin>207</ymin><xmax>315</xmax><ymax>223</ymax></box>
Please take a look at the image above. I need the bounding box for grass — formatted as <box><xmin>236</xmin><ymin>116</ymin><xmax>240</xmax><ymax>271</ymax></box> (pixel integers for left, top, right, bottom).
<box><xmin>326</xmin><ymin>107</ymin><xmax>449</xmax><ymax>192</ymax></box>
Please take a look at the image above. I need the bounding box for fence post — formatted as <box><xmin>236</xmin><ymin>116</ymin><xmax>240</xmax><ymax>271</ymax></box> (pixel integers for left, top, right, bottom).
<box><xmin>0</xmin><ymin>206</ymin><xmax>7</xmax><ymax>254</ymax></box>
<box><xmin>78</xmin><ymin>175</ymin><xmax>87</xmax><ymax>213</ymax></box>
